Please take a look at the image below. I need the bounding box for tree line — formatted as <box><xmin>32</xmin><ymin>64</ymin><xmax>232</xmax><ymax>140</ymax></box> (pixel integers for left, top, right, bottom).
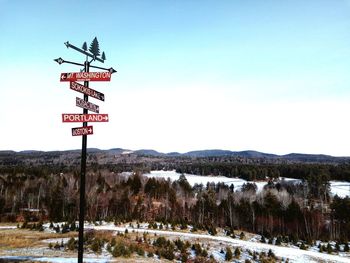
<box><xmin>0</xmin><ymin>162</ymin><xmax>349</xmax><ymax>243</ymax></box>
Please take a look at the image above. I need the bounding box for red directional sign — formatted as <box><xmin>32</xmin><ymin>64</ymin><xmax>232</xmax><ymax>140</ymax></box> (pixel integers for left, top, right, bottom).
<box><xmin>62</xmin><ymin>114</ymin><xmax>109</xmax><ymax>122</ymax></box>
<box><xmin>76</xmin><ymin>97</ymin><xmax>99</xmax><ymax>113</ymax></box>
<box><xmin>70</xmin><ymin>82</ymin><xmax>105</xmax><ymax>101</ymax></box>
<box><xmin>60</xmin><ymin>72</ymin><xmax>111</xmax><ymax>82</ymax></box>
<box><xmin>72</xmin><ymin>126</ymin><xmax>94</xmax><ymax>136</ymax></box>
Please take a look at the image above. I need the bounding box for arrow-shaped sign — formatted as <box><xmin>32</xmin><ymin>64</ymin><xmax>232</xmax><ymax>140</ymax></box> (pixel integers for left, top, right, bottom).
<box><xmin>60</xmin><ymin>72</ymin><xmax>111</xmax><ymax>82</ymax></box>
<box><xmin>76</xmin><ymin>97</ymin><xmax>99</xmax><ymax>113</ymax></box>
<box><xmin>62</xmin><ymin>114</ymin><xmax>109</xmax><ymax>123</ymax></box>
<box><xmin>72</xmin><ymin>126</ymin><xmax>94</xmax><ymax>136</ymax></box>
<box><xmin>70</xmin><ymin>82</ymin><xmax>105</xmax><ymax>101</ymax></box>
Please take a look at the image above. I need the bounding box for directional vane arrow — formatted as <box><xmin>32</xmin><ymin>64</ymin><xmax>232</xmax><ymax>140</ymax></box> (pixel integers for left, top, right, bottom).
<box><xmin>65</xmin><ymin>41</ymin><xmax>105</xmax><ymax>63</ymax></box>
<box><xmin>54</xmin><ymin>58</ymin><xmax>117</xmax><ymax>74</ymax></box>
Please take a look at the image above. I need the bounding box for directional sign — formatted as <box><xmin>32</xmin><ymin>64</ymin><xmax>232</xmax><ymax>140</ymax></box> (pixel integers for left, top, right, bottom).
<box><xmin>72</xmin><ymin>126</ymin><xmax>94</xmax><ymax>136</ymax></box>
<box><xmin>70</xmin><ymin>82</ymin><xmax>105</xmax><ymax>101</ymax></box>
<box><xmin>60</xmin><ymin>72</ymin><xmax>111</xmax><ymax>82</ymax></box>
<box><xmin>62</xmin><ymin>114</ymin><xmax>109</xmax><ymax>123</ymax></box>
<box><xmin>76</xmin><ymin>97</ymin><xmax>99</xmax><ymax>113</ymax></box>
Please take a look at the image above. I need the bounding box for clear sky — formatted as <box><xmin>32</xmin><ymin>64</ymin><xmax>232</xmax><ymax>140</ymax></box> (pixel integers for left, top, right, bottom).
<box><xmin>1</xmin><ymin>0</ymin><xmax>350</xmax><ymax>156</ymax></box>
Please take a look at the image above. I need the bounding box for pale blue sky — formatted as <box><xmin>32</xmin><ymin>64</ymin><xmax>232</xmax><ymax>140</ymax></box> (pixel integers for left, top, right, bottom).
<box><xmin>1</xmin><ymin>0</ymin><xmax>350</xmax><ymax>155</ymax></box>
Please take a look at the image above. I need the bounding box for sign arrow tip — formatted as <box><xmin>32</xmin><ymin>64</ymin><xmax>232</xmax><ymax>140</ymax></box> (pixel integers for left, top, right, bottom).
<box><xmin>109</xmin><ymin>68</ymin><xmax>117</xmax><ymax>74</ymax></box>
<box><xmin>54</xmin><ymin>57</ymin><xmax>64</xmax><ymax>65</ymax></box>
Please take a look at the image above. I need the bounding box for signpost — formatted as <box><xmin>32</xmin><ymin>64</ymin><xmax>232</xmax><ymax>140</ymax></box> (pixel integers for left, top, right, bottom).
<box><xmin>55</xmin><ymin>37</ymin><xmax>116</xmax><ymax>263</ymax></box>
<box><xmin>72</xmin><ymin>126</ymin><xmax>94</xmax><ymax>136</ymax></box>
<box><xmin>70</xmin><ymin>82</ymin><xmax>105</xmax><ymax>101</ymax></box>
<box><xmin>76</xmin><ymin>97</ymin><xmax>99</xmax><ymax>113</ymax></box>
<box><xmin>62</xmin><ymin>113</ymin><xmax>109</xmax><ymax>122</ymax></box>
<box><xmin>60</xmin><ymin>71</ymin><xmax>112</xmax><ymax>82</ymax></box>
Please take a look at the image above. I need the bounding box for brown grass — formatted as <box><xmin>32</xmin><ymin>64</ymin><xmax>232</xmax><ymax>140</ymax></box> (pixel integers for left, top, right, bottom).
<box><xmin>0</xmin><ymin>229</ymin><xmax>77</xmax><ymax>249</ymax></box>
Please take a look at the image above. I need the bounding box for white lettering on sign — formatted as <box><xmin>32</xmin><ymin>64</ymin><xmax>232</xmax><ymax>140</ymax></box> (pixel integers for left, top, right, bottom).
<box><xmin>61</xmin><ymin>72</ymin><xmax>111</xmax><ymax>82</ymax></box>
<box><xmin>76</xmin><ymin>97</ymin><xmax>99</xmax><ymax>113</ymax></box>
<box><xmin>72</xmin><ymin>126</ymin><xmax>94</xmax><ymax>136</ymax></box>
<box><xmin>62</xmin><ymin>114</ymin><xmax>109</xmax><ymax>122</ymax></box>
<box><xmin>70</xmin><ymin>82</ymin><xmax>105</xmax><ymax>101</ymax></box>
<box><xmin>76</xmin><ymin>72</ymin><xmax>111</xmax><ymax>79</ymax></box>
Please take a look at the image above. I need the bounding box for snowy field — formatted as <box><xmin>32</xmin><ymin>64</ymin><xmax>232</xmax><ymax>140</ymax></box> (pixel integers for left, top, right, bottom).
<box><xmin>144</xmin><ymin>170</ymin><xmax>350</xmax><ymax>197</ymax></box>
<box><xmin>143</xmin><ymin>170</ymin><xmax>266</xmax><ymax>191</ymax></box>
<box><xmin>330</xmin><ymin>181</ymin><xmax>350</xmax><ymax>198</ymax></box>
<box><xmin>0</xmin><ymin>256</ymin><xmax>109</xmax><ymax>263</ymax></box>
<box><xmin>93</xmin><ymin>223</ymin><xmax>349</xmax><ymax>263</ymax></box>
<box><xmin>1</xmin><ymin>222</ymin><xmax>349</xmax><ymax>263</ymax></box>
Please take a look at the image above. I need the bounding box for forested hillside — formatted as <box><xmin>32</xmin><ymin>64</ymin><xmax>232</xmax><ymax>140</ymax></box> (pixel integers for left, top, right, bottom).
<box><xmin>0</xmin><ymin>150</ymin><xmax>350</xmax><ymax>244</ymax></box>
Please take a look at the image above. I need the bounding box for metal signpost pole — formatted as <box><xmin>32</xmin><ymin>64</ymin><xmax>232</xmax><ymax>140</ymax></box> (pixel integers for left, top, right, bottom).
<box><xmin>55</xmin><ymin>38</ymin><xmax>116</xmax><ymax>263</ymax></box>
<box><xmin>78</xmin><ymin>59</ymin><xmax>89</xmax><ymax>263</ymax></box>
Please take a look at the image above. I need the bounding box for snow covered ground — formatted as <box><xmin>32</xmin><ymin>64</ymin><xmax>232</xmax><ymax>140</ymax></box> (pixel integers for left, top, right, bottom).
<box><xmin>330</xmin><ymin>181</ymin><xmax>350</xmax><ymax>198</ymax></box>
<box><xmin>87</xmin><ymin>222</ymin><xmax>350</xmax><ymax>263</ymax></box>
<box><xmin>0</xmin><ymin>256</ymin><xmax>109</xmax><ymax>263</ymax></box>
<box><xmin>0</xmin><ymin>226</ymin><xmax>17</xmax><ymax>229</ymax></box>
<box><xmin>1</xmin><ymin>222</ymin><xmax>350</xmax><ymax>262</ymax></box>
<box><xmin>144</xmin><ymin>170</ymin><xmax>350</xmax><ymax>197</ymax></box>
<box><xmin>143</xmin><ymin>170</ymin><xmax>266</xmax><ymax>191</ymax></box>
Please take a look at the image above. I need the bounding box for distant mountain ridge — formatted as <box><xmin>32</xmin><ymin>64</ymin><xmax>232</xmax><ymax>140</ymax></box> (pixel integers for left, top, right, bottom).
<box><xmin>1</xmin><ymin>148</ymin><xmax>349</xmax><ymax>164</ymax></box>
<box><xmin>131</xmin><ymin>149</ymin><xmax>350</xmax><ymax>163</ymax></box>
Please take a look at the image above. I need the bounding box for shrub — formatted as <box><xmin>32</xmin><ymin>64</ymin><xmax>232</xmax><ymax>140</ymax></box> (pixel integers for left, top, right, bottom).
<box><xmin>319</xmin><ymin>244</ymin><xmax>324</xmax><ymax>253</ymax></box>
<box><xmin>202</xmin><ymin>249</ymin><xmax>208</xmax><ymax>257</ymax></box>
<box><xmin>268</xmin><ymin>249</ymin><xmax>275</xmax><ymax>258</ymax></box>
<box><xmin>181</xmin><ymin>252</ymin><xmax>188</xmax><ymax>262</ymax></box>
<box><xmin>225</xmin><ymin>247</ymin><xmax>233</xmax><ymax>261</ymax></box>
<box><xmin>91</xmin><ymin>238</ymin><xmax>102</xmax><ymax>253</ymax></box>
<box><xmin>159</xmin><ymin>248</ymin><xmax>175</xmax><ymax>260</ymax></box>
<box><xmin>67</xmin><ymin>237</ymin><xmax>76</xmax><ymax>251</ymax></box>
<box><xmin>192</xmin><ymin>243</ymin><xmax>202</xmax><ymax>256</ymax></box>
<box><xmin>240</xmin><ymin>232</ymin><xmax>245</xmax><ymax>240</ymax></box>
<box><xmin>136</xmin><ymin>246</ymin><xmax>144</xmax><ymax>256</ymax></box>
<box><xmin>153</xmin><ymin>236</ymin><xmax>167</xmax><ymax>247</ymax></box>
<box><xmin>300</xmin><ymin>243</ymin><xmax>307</xmax><ymax>250</ymax></box>
<box><xmin>234</xmin><ymin>247</ymin><xmax>241</xmax><ymax>259</ymax></box>
<box><xmin>110</xmin><ymin>238</ymin><xmax>116</xmax><ymax>247</ymax></box>
<box><xmin>335</xmin><ymin>242</ymin><xmax>340</xmax><ymax>252</ymax></box>
<box><xmin>174</xmin><ymin>238</ymin><xmax>185</xmax><ymax>252</ymax></box>
<box><xmin>54</xmin><ymin>242</ymin><xmax>61</xmax><ymax>250</ymax></box>
<box><xmin>112</xmin><ymin>241</ymin><xmax>130</xmax><ymax>257</ymax></box>
<box><xmin>70</xmin><ymin>222</ymin><xmax>77</xmax><ymax>231</ymax></box>
<box><xmin>327</xmin><ymin>243</ymin><xmax>333</xmax><ymax>254</ymax></box>
<box><xmin>275</xmin><ymin>236</ymin><xmax>282</xmax><ymax>246</ymax></box>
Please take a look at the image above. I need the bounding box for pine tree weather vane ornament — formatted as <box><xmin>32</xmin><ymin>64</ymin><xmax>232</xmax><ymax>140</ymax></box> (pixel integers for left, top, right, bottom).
<box><xmin>54</xmin><ymin>37</ymin><xmax>116</xmax><ymax>263</ymax></box>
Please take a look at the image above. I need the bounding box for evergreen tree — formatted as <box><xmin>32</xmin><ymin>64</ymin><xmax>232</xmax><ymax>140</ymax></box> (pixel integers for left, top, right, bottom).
<box><xmin>234</xmin><ymin>247</ymin><xmax>241</xmax><ymax>259</ymax></box>
<box><xmin>89</xmin><ymin>37</ymin><xmax>101</xmax><ymax>57</ymax></box>
<box><xmin>82</xmin><ymin>42</ymin><xmax>87</xmax><ymax>51</ymax></box>
<box><xmin>225</xmin><ymin>247</ymin><xmax>233</xmax><ymax>261</ymax></box>
<box><xmin>327</xmin><ymin>243</ymin><xmax>333</xmax><ymax>254</ymax></box>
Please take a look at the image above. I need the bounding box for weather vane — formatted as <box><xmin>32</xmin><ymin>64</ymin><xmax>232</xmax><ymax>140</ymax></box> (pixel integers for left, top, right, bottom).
<box><xmin>55</xmin><ymin>37</ymin><xmax>116</xmax><ymax>73</ymax></box>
